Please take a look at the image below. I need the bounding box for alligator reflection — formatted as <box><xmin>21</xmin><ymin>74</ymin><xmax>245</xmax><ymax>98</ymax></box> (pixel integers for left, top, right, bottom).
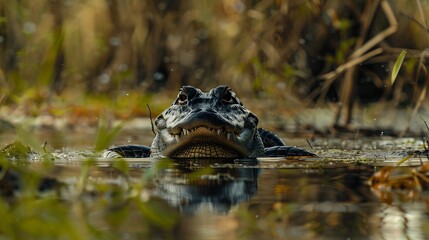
<box><xmin>152</xmin><ymin>159</ymin><xmax>259</xmax><ymax>214</ymax></box>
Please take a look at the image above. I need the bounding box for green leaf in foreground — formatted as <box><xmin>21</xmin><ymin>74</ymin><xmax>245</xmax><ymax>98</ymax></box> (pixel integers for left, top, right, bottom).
<box><xmin>391</xmin><ymin>49</ymin><xmax>407</xmax><ymax>85</ymax></box>
<box><xmin>136</xmin><ymin>197</ymin><xmax>179</xmax><ymax>230</ymax></box>
<box><xmin>94</xmin><ymin>116</ymin><xmax>123</xmax><ymax>152</ymax></box>
<box><xmin>16</xmin><ymin>126</ymin><xmax>45</xmax><ymax>154</ymax></box>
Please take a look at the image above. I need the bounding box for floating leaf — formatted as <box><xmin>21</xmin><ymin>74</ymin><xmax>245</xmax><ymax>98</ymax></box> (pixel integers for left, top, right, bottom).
<box><xmin>391</xmin><ymin>49</ymin><xmax>407</xmax><ymax>85</ymax></box>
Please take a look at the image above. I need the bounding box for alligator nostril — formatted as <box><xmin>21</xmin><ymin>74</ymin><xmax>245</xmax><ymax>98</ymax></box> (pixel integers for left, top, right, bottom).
<box><xmin>155</xmin><ymin>118</ymin><xmax>167</xmax><ymax>129</ymax></box>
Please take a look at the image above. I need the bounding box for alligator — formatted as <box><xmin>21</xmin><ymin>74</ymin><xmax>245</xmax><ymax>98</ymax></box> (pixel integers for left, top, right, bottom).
<box><xmin>103</xmin><ymin>85</ymin><xmax>316</xmax><ymax>159</ymax></box>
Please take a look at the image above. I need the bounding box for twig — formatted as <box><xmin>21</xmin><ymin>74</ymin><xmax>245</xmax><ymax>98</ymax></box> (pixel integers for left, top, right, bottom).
<box><xmin>334</xmin><ymin>1</ymin><xmax>381</xmax><ymax>125</ymax></box>
<box><xmin>421</xmin><ymin>116</ymin><xmax>429</xmax><ymax>132</ymax></box>
<box><xmin>419</xmin><ymin>116</ymin><xmax>429</xmax><ymax>153</ymax></box>
<box><xmin>400</xmin><ymin>51</ymin><xmax>429</xmax><ymax>136</ymax></box>
<box><xmin>399</xmin><ymin>12</ymin><xmax>428</xmax><ymax>33</ymax></box>
<box><xmin>326</xmin><ymin>0</ymin><xmax>397</xmax><ymax>125</ymax></box>
<box><xmin>43</xmin><ymin>141</ymin><xmax>48</xmax><ymax>153</ymax></box>
<box><xmin>318</xmin><ymin>48</ymin><xmax>383</xmax><ymax>81</ymax></box>
<box><xmin>306</xmin><ymin>139</ymin><xmax>314</xmax><ymax>149</ymax></box>
<box><xmin>146</xmin><ymin>104</ymin><xmax>156</xmax><ymax>136</ymax></box>
<box><xmin>416</xmin><ymin>0</ymin><xmax>429</xmax><ymax>45</ymax></box>
<box><xmin>349</xmin><ymin>0</ymin><xmax>398</xmax><ymax>59</ymax></box>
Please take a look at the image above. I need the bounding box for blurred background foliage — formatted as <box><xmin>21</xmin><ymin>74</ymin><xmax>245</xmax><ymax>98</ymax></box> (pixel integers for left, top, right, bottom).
<box><xmin>0</xmin><ymin>0</ymin><xmax>428</xmax><ymax>125</ymax></box>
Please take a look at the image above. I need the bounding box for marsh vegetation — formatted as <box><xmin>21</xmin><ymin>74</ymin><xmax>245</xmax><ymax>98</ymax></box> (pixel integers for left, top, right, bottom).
<box><xmin>1</xmin><ymin>0</ymin><xmax>429</xmax><ymax>239</ymax></box>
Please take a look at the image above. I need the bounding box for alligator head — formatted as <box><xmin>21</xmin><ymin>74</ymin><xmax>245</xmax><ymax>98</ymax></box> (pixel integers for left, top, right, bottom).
<box><xmin>150</xmin><ymin>85</ymin><xmax>265</xmax><ymax>158</ymax></box>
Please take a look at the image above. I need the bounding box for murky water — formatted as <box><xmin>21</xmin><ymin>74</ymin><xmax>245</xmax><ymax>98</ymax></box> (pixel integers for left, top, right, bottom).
<box><xmin>2</xmin><ymin>127</ymin><xmax>429</xmax><ymax>239</ymax></box>
<box><xmin>49</xmin><ymin>157</ymin><xmax>429</xmax><ymax>240</ymax></box>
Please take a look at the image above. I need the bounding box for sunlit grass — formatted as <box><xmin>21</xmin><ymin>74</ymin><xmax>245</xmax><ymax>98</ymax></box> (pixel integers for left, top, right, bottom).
<box><xmin>1</xmin><ymin>0</ymin><xmax>427</xmax><ymax>124</ymax></box>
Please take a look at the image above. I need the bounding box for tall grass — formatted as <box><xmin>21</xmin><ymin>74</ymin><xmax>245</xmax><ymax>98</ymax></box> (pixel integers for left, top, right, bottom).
<box><xmin>0</xmin><ymin>0</ymin><xmax>428</xmax><ymax>121</ymax></box>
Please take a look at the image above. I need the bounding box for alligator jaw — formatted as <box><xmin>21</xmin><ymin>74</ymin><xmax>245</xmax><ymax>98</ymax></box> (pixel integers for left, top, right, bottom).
<box><xmin>162</xmin><ymin>125</ymin><xmax>250</xmax><ymax>158</ymax></box>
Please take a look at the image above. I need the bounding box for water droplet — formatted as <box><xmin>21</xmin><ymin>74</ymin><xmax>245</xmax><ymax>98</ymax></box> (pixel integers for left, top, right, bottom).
<box><xmin>197</xmin><ymin>29</ymin><xmax>209</xmax><ymax>39</ymax></box>
<box><xmin>153</xmin><ymin>72</ymin><xmax>165</xmax><ymax>81</ymax></box>
<box><xmin>234</xmin><ymin>0</ymin><xmax>246</xmax><ymax>13</ymax></box>
<box><xmin>99</xmin><ymin>73</ymin><xmax>110</xmax><ymax>84</ymax></box>
<box><xmin>23</xmin><ymin>22</ymin><xmax>37</xmax><ymax>34</ymax></box>
<box><xmin>109</xmin><ymin>37</ymin><xmax>121</xmax><ymax>46</ymax></box>
<box><xmin>118</xmin><ymin>64</ymin><xmax>128</xmax><ymax>71</ymax></box>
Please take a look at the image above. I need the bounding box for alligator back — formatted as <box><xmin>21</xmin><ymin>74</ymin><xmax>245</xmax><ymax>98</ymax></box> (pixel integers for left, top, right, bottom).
<box><xmin>257</xmin><ymin>128</ymin><xmax>285</xmax><ymax>148</ymax></box>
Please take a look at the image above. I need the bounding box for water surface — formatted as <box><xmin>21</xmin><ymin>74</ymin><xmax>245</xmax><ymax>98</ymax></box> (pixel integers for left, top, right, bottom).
<box><xmin>1</xmin><ymin>127</ymin><xmax>429</xmax><ymax>239</ymax></box>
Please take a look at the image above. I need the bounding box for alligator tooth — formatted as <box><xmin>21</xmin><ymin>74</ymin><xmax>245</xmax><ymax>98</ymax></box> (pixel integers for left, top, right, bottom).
<box><xmin>217</xmin><ymin>129</ymin><xmax>221</xmax><ymax>135</ymax></box>
<box><xmin>175</xmin><ymin>134</ymin><xmax>180</xmax><ymax>143</ymax></box>
<box><xmin>183</xmin><ymin>129</ymin><xmax>187</xmax><ymax>136</ymax></box>
<box><xmin>227</xmin><ymin>133</ymin><xmax>231</xmax><ymax>140</ymax></box>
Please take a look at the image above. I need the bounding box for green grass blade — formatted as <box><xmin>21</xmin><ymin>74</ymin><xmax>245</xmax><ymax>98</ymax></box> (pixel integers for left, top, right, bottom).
<box><xmin>16</xmin><ymin>126</ymin><xmax>44</xmax><ymax>154</ymax></box>
<box><xmin>94</xmin><ymin>116</ymin><xmax>124</xmax><ymax>152</ymax></box>
<box><xmin>391</xmin><ymin>49</ymin><xmax>407</xmax><ymax>85</ymax></box>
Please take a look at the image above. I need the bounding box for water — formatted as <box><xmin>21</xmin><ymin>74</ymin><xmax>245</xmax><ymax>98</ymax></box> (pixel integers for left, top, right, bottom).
<box><xmin>57</xmin><ymin>157</ymin><xmax>428</xmax><ymax>239</ymax></box>
<box><xmin>1</xmin><ymin>127</ymin><xmax>429</xmax><ymax>239</ymax></box>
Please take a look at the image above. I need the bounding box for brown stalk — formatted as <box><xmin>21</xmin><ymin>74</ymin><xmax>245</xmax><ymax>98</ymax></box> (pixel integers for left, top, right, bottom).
<box><xmin>147</xmin><ymin>104</ymin><xmax>156</xmax><ymax>136</ymax></box>
<box><xmin>316</xmin><ymin>48</ymin><xmax>383</xmax><ymax>105</ymax></box>
<box><xmin>349</xmin><ymin>0</ymin><xmax>398</xmax><ymax>59</ymax></box>
<box><xmin>324</xmin><ymin>0</ymin><xmax>398</xmax><ymax>126</ymax></box>
<box><xmin>334</xmin><ymin>1</ymin><xmax>381</xmax><ymax>125</ymax></box>
<box><xmin>319</xmin><ymin>48</ymin><xmax>383</xmax><ymax>81</ymax></box>
<box><xmin>400</xmin><ymin>50</ymin><xmax>429</xmax><ymax>136</ymax></box>
<box><xmin>399</xmin><ymin>0</ymin><xmax>429</xmax><ymax>136</ymax></box>
<box><xmin>415</xmin><ymin>0</ymin><xmax>429</xmax><ymax>46</ymax></box>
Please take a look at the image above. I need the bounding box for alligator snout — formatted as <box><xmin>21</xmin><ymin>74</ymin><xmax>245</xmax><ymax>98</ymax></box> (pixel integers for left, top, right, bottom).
<box><xmin>178</xmin><ymin>109</ymin><xmax>235</xmax><ymax>128</ymax></box>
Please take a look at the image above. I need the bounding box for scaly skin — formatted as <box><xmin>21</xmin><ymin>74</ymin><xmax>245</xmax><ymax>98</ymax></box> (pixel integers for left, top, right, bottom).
<box><xmin>104</xmin><ymin>85</ymin><xmax>316</xmax><ymax>159</ymax></box>
<box><xmin>150</xmin><ymin>85</ymin><xmax>265</xmax><ymax>158</ymax></box>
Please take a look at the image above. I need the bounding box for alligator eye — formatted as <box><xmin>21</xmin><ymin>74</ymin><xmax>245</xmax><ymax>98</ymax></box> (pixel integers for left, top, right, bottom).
<box><xmin>176</xmin><ymin>93</ymin><xmax>188</xmax><ymax>105</ymax></box>
<box><xmin>221</xmin><ymin>90</ymin><xmax>234</xmax><ymax>104</ymax></box>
